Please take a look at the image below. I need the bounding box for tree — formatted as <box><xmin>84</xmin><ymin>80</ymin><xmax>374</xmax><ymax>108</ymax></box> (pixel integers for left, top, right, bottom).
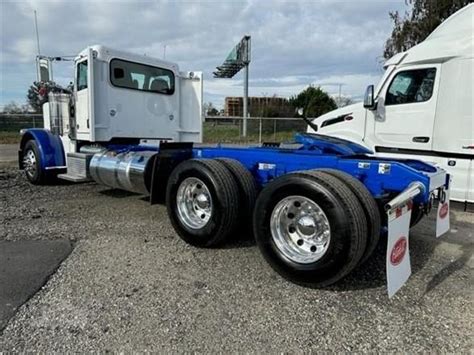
<box><xmin>203</xmin><ymin>102</ymin><xmax>219</xmax><ymax>116</ymax></box>
<box><xmin>289</xmin><ymin>86</ymin><xmax>337</xmax><ymax>117</ymax></box>
<box><xmin>27</xmin><ymin>81</ymin><xmax>71</xmax><ymax>113</ymax></box>
<box><xmin>2</xmin><ymin>101</ymin><xmax>25</xmax><ymax>114</ymax></box>
<box><xmin>383</xmin><ymin>0</ymin><xmax>472</xmax><ymax>59</ymax></box>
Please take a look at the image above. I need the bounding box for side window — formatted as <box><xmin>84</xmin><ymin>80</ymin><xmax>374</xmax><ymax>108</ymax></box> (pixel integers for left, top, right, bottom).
<box><xmin>77</xmin><ymin>61</ymin><xmax>88</xmax><ymax>91</ymax></box>
<box><xmin>385</xmin><ymin>68</ymin><xmax>436</xmax><ymax>105</ymax></box>
<box><xmin>110</xmin><ymin>59</ymin><xmax>175</xmax><ymax>95</ymax></box>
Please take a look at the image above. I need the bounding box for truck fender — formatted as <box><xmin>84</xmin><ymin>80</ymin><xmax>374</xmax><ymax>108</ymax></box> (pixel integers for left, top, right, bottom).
<box><xmin>18</xmin><ymin>129</ymin><xmax>65</xmax><ymax>170</ymax></box>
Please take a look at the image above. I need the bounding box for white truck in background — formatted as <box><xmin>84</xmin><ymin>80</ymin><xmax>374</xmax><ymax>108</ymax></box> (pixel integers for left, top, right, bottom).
<box><xmin>308</xmin><ymin>4</ymin><xmax>473</xmax><ymax>204</ymax></box>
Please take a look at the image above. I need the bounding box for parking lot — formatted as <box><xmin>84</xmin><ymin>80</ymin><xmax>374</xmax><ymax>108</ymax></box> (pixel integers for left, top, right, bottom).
<box><xmin>0</xmin><ymin>164</ymin><xmax>472</xmax><ymax>352</ymax></box>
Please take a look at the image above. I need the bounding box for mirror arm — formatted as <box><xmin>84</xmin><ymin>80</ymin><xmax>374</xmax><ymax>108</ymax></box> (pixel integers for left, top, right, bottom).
<box><xmin>301</xmin><ymin>116</ymin><xmax>318</xmax><ymax>132</ymax></box>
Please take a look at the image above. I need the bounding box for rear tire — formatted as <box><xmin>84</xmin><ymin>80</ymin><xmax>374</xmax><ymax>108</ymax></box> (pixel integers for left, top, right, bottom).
<box><xmin>317</xmin><ymin>169</ymin><xmax>381</xmax><ymax>264</ymax></box>
<box><xmin>410</xmin><ymin>203</ymin><xmax>424</xmax><ymax>227</ymax></box>
<box><xmin>166</xmin><ymin>159</ymin><xmax>240</xmax><ymax>247</ymax></box>
<box><xmin>253</xmin><ymin>170</ymin><xmax>367</xmax><ymax>287</ymax></box>
<box><xmin>215</xmin><ymin>158</ymin><xmax>258</xmax><ymax>225</ymax></box>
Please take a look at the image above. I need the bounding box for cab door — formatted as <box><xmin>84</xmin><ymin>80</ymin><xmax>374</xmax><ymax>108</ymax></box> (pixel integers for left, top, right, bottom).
<box><xmin>74</xmin><ymin>48</ymin><xmax>95</xmax><ymax>141</ymax></box>
<box><xmin>372</xmin><ymin>64</ymin><xmax>441</xmax><ymax>151</ymax></box>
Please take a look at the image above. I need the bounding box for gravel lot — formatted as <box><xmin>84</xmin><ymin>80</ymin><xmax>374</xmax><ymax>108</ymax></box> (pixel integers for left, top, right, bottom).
<box><xmin>0</xmin><ymin>166</ymin><xmax>473</xmax><ymax>352</ymax></box>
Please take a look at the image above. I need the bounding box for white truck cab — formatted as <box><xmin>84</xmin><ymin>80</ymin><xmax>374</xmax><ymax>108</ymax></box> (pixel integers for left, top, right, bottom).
<box><xmin>71</xmin><ymin>45</ymin><xmax>202</xmax><ymax>144</ymax></box>
<box><xmin>308</xmin><ymin>4</ymin><xmax>473</xmax><ymax>203</ymax></box>
<box><xmin>42</xmin><ymin>45</ymin><xmax>202</xmax><ymax>150</ymax></box>
<box><xmin>25</xmin><ymin>44</ymin><xmax>202</xmax><ymax>183</ymax></box>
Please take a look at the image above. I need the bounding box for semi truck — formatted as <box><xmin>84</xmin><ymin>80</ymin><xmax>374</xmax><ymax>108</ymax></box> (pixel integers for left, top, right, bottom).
<box><xmin>19</xmin><ymin>45</ymin><xmax>451</xmax><ymax>297</ymax></box>
<box><xmin>307</xmin><ymin>4</ymin><xmax>473</xmax><ymax>205</ymax></box>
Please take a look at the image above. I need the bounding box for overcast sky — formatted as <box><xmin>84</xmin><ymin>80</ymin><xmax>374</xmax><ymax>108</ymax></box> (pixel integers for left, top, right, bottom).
<box><xmin>0</xmin><ymin>0</ymin><xmax>407</xmax><ymax>109</ymax></box>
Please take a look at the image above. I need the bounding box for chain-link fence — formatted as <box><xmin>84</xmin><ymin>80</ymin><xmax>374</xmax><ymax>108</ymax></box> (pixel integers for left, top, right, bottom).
<box><xmin>0</xmin><ymin>114</ymin><xmax>44</xmax><ymax>131</ymax></box>
<box><xmin>204</xmin><ymin>116</ymin><xmax>307</xmax><ymax>144</ymax></box>
<box><xmin>0</xmin><ymin>114</ymin><xmax>44</xmax><ymax>143</ymax></box>
<box><xmin>0</xmin><ymin>114</ymin><xmax>308</xmax><ymax>145</ymax></box>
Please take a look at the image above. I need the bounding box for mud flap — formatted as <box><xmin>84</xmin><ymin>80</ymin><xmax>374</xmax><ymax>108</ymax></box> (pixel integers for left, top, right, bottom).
<box><xmin>436</xmin><ymin>187</ymin><xmax>450</xmax><ymax>238</ymax></box>
<box><xmin>386</xmin><ymin>201</ymin><xmax>412</xmax><ymax>298</ymax></box>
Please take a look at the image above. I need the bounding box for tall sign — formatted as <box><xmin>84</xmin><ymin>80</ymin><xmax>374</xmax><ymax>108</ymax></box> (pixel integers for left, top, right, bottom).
<box><xmin>214</xmin><ymin>35</ymin><xmax>251</xmax><ymax>136</ymax></box>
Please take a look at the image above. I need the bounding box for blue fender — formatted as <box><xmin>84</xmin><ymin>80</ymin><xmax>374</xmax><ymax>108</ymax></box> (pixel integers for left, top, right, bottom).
<box><xmin>19</xmin><ymin>129</ymin><xmax>65</xmax><ymax>170</ymax></box>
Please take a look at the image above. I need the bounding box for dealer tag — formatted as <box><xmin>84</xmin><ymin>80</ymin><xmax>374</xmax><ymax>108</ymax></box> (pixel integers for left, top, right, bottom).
<box><xmin>386</xmin><ymin>200</ymin><xmax>412</xmax><ymax>298</ymax></box>
<box><xmin>436</xmin><ymin>187</ymin><xmax>450</xmax><ymax>238</ymax></box>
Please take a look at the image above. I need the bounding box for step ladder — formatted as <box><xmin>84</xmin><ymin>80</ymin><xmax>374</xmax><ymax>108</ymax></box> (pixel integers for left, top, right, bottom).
<box><xmin>57</xmin><ymin>153</ymin><xmax>94</xmax><ymax>182</ymax></box>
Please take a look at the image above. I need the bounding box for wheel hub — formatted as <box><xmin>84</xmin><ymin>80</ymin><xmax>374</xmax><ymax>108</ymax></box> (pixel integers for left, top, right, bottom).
<box><xmin>296</xmin><ymin>215</ymin><xmax>317</xmax><ymax>237</ymax></box>
<box><xmin>270</xmin><ymin>195</ymin><xmax>331</xmax><ymax>264</ymax></box>
<box><xmin>23</xmin><ymin>149</ymin><xmax>37</xmax><ymax>178</ymax></box>
<box><xmin>176</xmin><ymin>177</ymin><xmax>213</xmax><ymax>230</ymax></box>
<box><xmin>195</xmin><ymin>193</ymin><xmax>210</xmax><ymax>209</ymax></box>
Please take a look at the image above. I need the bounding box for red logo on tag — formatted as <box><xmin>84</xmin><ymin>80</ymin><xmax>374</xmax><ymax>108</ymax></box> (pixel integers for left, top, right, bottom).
<box><xmin>439</xmin><ymin>203</ymin><xmax>449</xmax><ymax>219</ymax></box>
<box><xmin>390</xmin><ymin>237</ymin><xmax>407</xmax><ymax>266</ymax></box>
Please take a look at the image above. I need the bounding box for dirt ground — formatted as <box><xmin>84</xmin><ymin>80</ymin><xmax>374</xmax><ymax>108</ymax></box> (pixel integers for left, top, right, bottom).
<box><xmin>0</xmin><ymin>166</ymin><xmax>473</xmax><ymax>352</ymax></box>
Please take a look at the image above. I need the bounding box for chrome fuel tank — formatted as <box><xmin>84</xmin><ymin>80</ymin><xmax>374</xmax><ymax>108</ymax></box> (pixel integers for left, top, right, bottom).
<box><xmin>89</xmin><ymin>150</ymin><xmax>157</xmax><ymax>194</ymax></box>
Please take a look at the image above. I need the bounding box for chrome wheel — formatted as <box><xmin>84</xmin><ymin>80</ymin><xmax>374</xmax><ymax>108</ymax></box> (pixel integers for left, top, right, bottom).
<box><xmin>23</xmin><ymin>149</ymin><xmax>37</xmax><ymax>178</ymax></box>
<box><xmin>270</xmin><ymin>195</ymin><xmax>331</xmax><ymax>264</ymax></box>
<box><xmin>176</xmin><ymin>177</ymin><xmax>213</xmax><ymax>229</ymax></box>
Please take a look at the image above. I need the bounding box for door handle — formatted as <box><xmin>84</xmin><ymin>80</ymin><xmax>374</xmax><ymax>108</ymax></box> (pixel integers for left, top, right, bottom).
<box><xmin>412</xmin><ymin>136</ymin><xmax>430</xmax><ymax>143</ymax></box>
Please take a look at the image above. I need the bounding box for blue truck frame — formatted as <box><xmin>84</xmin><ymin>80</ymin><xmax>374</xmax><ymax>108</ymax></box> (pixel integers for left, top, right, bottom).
<box><xmin>18</xmin><ymin>130</ymin><xmax>448</xmax><ymax>207</ymax></box>
<box><xmin>19</xmin><ymin>128</ymin><xmax>450</xmax><ymax>296</ymax></box>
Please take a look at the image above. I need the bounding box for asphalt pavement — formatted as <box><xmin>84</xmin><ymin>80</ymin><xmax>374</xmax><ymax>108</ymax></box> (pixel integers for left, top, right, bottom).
<box><xmin>0</xmin><ymin>240</ymin><xmax>72</xmax><ymax>330</ymax></box>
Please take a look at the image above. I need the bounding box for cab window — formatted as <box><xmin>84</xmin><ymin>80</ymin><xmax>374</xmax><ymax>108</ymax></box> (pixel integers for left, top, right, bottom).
<box><xmin>77</xmin><ymin>61</ymin><xmax>88</xmax><ymax>91</ymax></box>
<box><xmin>110</xmin><ymin>59</ymin><xmax>175</xmax><ymax>95</ymax></box>
<box><xmin>385</xmin><ymin>68</ymin><xmax>436</xmax><ymax>105</ymax></box>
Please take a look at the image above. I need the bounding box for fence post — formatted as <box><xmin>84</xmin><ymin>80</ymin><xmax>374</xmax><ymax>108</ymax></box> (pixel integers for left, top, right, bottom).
<box><xmin>273</xmin><ymin>119</ymin><xmax>277</xmax><ymax>141</ymax></box>
<box><xmin>33</xmin><ymin>116</ymin><xmax>36</xmax><ymax>128</ymax></box>
<box><xmin>259</xmin><ymin>118</ymin><xmax>262</xmax><ymax>143</ymax></box>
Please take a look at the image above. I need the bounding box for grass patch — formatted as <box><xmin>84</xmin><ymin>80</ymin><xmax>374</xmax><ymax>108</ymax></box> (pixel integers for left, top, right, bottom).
<box><xmin>203</xmin><ymin>122</ymin><xmax>295</xmax><ymax>144</ymax></box>
<box><xmin>1</xmin><ymin>123</ymin><xmax>297</xmax><ymax>145</ymax></box>
<box><xmin>0</xmin><ymin>131</ymin><xmax>21</xmax><ymax>144</ymax></box>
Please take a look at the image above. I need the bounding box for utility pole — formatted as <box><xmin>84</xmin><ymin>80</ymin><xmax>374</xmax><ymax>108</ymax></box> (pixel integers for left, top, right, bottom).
<box><xmin>243</xmin><ymin>63</ymin><xmax>249</xmax><ymax>137</ymax></box>
<box><xmin>34</xmin><ymin>10</ymin><xmax>41</xmax><ymax>55</ymax></box>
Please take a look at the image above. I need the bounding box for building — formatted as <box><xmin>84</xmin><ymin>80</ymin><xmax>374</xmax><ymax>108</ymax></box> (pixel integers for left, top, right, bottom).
<box><xmin>224</xmin><ymin>96</ymin><xmax>293</xmax><ymax>117</ymax></box>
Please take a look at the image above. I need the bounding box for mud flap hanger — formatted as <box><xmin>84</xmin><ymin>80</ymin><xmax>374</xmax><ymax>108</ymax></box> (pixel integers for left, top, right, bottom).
<box><xmin>384</xmin><ymin>181</ymin><xmax>425</xmax><ymax>299</ymax></box>
<box><xmin>385</xmin><ymin>181</ymin><xmax>425</xmax><ymax>212</ymax></box>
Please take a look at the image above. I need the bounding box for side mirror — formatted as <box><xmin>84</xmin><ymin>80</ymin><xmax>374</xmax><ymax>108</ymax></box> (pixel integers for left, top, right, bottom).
<box><xmin>363</xmin><ymin>85</ymin><xmax>376</xmax><ymax>110</ymax></box>
<box><xmin>36</xmin><ymin>56</ymin><xmax>52</xmax><ymax>82</ymax></box>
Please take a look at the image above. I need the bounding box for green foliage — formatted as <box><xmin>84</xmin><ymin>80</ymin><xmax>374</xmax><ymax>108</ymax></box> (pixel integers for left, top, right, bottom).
<box><xmin>289</xmin><ymin>86</ymin><xmax>337</xmax><ymax>118</ymax></box>
<box><xmin>27</xmin><ymin>81</ymin><xmax>71</xmax><ymax>113</ymax></box>
<box><xmin>384</xmin><ymin>0</ymin><xmax>472</xmax><ymax>59</ymax></box>
<box><xmin>203</xmin><ymin>102</ymin><xmax>220</xmax><ymax>116</ymax></box>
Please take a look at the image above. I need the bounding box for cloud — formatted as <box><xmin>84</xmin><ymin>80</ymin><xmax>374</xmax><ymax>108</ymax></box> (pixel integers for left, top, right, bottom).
<box><xmin>0</xmin><ymin>0</ymin><xmax>405</xmax><ymax>108</ymax></box>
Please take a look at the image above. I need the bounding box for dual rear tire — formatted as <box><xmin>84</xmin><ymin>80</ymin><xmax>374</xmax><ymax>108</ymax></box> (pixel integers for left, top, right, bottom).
<box><xmin>253</xmin><ymin>170</ymin><xmax>373</xmax><ymax>287</ymax></box>
<box><xmin>166</xmin><ymin>159</ymin><xmax>381</xmax><ymax>287</ymax></box>
<box><xmin>165</xmin><ymin>158</ymin><xmax>257</xmax><ymax>247</ymax></box>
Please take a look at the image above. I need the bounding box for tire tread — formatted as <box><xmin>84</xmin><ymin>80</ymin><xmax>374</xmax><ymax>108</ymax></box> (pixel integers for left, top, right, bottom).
<box><xmin>318</xmin><ymin>168</ymin><xmax>381</xmax><ymax>264</ymax></box>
